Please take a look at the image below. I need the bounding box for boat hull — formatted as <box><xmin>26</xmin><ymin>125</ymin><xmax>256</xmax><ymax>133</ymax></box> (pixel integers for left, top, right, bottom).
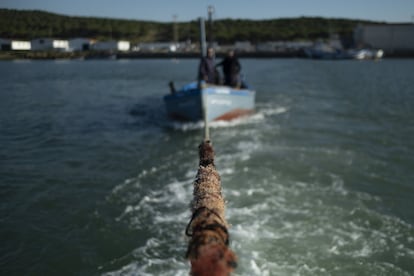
<box><xmin>164</xmin><ymin>83</ymin><xmax>255</xmax><ymax>122</ymax></box>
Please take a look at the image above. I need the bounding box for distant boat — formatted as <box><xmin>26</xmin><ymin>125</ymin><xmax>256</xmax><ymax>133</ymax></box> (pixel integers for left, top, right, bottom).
<box><xmin>349</xmin><ymin>49</ymin><xmax>384</xmax><ymax>60</ymax></box>
<box><xmin>304</xmin><ymin>40</ymin><xmax>352</xmax><ymax>60</ymax></box>
<box><xmin>304</xmin><ymin>46</ymin><xmax>384</xmax><ymax>60</ymax></box>
<box><xmin>304</xmin><ymin>39</ymin><xmax>384</xmax><ymax>60</ymax></box>
<box><xmin>164</xmin><ymin>81</ymin><xmax>255</xmax><ymax>122</ymax></box>
<box><xmin>304</xmin><ymin>48</ymin><xmax>352</xmax><ymax>59</ymax></box>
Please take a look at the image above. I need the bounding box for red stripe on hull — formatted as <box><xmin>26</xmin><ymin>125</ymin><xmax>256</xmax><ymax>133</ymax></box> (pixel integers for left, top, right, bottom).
<box><xmin>213</xmin><ymin>109</ymin><xmax>254</xmax><ymax>121</ymax></box>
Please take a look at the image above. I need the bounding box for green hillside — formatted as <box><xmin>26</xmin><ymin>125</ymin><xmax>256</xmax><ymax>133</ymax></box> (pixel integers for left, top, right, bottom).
<box><xmin>0</xmin><ymin>9</ymin><xmax>382</xmax><ymax>44</ymax></box>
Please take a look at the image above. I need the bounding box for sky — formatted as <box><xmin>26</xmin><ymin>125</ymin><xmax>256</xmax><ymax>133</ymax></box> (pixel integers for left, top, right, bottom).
<box><xmin>1</xmin><ymin>0</ymin><xmax>414</xmax><ymax>23</ymax></box>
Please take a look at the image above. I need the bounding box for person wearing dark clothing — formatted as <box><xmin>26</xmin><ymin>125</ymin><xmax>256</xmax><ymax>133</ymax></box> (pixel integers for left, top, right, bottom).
<box><xmin>198</xmin><ymin>47</ymin><xmax>217</xmax><ymax>85</ymax></box>
<box><xmin>215</xmin><ymin>50</ymin><xmax>241</xmax><ymax>88</ymax></box>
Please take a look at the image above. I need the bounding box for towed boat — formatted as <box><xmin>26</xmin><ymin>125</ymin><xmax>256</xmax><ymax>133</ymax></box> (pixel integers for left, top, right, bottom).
<box><xmin>164</xmin><ymin>81</ymin><xmax>255</xmax><ymax>122</ymax></box>
<box><xmin>164</xmin><ymin>14</ymin><xmax>255</xmax><ymax>123</ymax></box>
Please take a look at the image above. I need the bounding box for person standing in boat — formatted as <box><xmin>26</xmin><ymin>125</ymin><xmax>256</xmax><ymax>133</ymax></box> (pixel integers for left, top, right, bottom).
<box><xmin>215</xmin><ymin>49</ymin><xmax>241</xmax><ymax>88</ymax></box>
<box><xmin>198</xmin><ymin>47</ymin><xmax>218</xmax><ymax>85</ymax></box>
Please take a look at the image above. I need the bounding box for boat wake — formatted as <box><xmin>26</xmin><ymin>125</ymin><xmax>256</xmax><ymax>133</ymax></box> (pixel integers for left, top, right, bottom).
<box><xmin>166</xmin><ymin>105</ymin><xmax>289</xmax><ymax>132</ymax></box>
<box><xmin>100</xmin><ymin>130</ymin><xmax>414</xmax><ymax>276</ymax></box>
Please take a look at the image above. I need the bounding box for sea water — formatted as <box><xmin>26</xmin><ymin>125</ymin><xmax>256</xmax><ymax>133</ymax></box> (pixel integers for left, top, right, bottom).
<box><xmin>0</xmin><ymin>58</ymin><xmax>413</xmax><ymax>275</ymax></box>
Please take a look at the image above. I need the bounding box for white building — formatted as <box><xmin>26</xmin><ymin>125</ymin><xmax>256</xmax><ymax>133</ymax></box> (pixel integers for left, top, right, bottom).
<box><xmin>0</xmin><ymin>39</ymin><xmax>31</xmax><ymax>50</ymax></box>
<box><xmin>31</xmin><ymin>38</ymin><xmax>69</xmax><ymax>51</ymax></box>
<box><xmin>256</xmin><ymin>41</ymin><xmax>313</xmax><ymax>52</ymax></box>
<box><xmin>134</xmin><ymin>42</ymin><xmax>180</xmax><ymax>52</ymax></box>
<box><xmin>234</xmin><ymin>41</ymin><xmax>254</xmax><ymax>52</ymax></box>
<box><xmin>12</xmin><ymin>40</ymin><xmax>31</xmax><ymax>50</ymax></box>
<box><xmin>354</xmin><ymin>24</ymin><xmax>414</xmax><ymax>53</ymax></box>
<box><xmin>91</xmin><ymin>40</ymin><xmax>130</xmax><ymax>52</ymax></box>
<box><xmin>68</xmin><ymin>38</ymin><xmax>91</xmax><ymax>51</ymax></box>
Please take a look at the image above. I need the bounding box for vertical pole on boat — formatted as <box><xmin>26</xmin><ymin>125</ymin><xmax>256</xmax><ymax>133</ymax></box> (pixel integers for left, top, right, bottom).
<box><xmin>207</xmin><ymin>5</ymin><xmax>214</xmax><ymax>48</ymax></box>
<box><xmin>199</xmin><ymin>17</ymin><xmax>209</xmax><ymax>142</ymax></box>
<box><xmin>199</xmin><ymin>17</ymin><xmax>207</xmax><ymax>58</ymax></box>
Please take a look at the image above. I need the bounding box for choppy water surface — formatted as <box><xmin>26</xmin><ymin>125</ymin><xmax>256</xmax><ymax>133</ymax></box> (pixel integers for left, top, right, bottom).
<box><xmin>1</xmin><ymin>58</ymin><xmax>413</xmax><ymax>275</ymax></box>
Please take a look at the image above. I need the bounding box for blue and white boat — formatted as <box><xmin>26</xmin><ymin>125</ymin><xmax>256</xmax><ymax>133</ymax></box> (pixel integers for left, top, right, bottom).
<box><xmin>164</xmin><ymin>81</ymin><xmax>255</xmax><ymax>122</ymax></box>
<box><xmin>164</xmin><ymin>15</ymin><xmax>255</xmax><ymax>123</ymax></box>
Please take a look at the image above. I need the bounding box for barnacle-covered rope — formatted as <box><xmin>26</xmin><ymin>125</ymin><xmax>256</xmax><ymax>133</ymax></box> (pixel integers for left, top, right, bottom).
<box><xmin>186</xmin><ymin>140</ymin><xmax>237</xmax><ymax>276</ymax></box>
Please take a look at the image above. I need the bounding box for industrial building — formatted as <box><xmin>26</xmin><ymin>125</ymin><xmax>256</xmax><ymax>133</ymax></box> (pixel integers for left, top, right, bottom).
<box><xmin>354</xmin><ymin>24</ymin><xmax>414</xmax><ymax>55</ymax></box>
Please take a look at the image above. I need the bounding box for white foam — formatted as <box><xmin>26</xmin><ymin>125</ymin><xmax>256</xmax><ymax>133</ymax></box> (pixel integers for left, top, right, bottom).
<box><xmin>168</xmin><ymin>121</ymin><xmax>204</xmax><ymax>131</ymax></box>
<box><xmin>166</xmin><ymin>107</ymin><xmax>279</xmax><ymax>132</ymax></box>
<box><xmin>105</xmin><ymin>149</ymin><xmax>414</xmax><ymax>276</ymax></box>
<box><xmin>261</xmin><ymin>106</ymin><xmax>289</xmax><ymax>116</ymax></box>
<box><xmin>250</xmin><ymin>259</ymin><xmax>269</xmax><ymax>276</ymax></box>
<box><xmin>220</xmin><ymin>167</ymin><xmax>235</xmax><ymax>175</ymax></box>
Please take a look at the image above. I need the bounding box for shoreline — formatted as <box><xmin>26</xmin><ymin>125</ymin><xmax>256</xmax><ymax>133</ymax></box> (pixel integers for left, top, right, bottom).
<box><xmin>1</xmin><ymin>50</ymin><xmax>414</xmax><ymax>60</ymax></box>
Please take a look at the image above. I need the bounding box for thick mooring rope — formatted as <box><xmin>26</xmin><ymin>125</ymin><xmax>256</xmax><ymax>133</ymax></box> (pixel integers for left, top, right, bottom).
<box><xmin>186</xmin><ymin>140</ymin><xmax>237</xmax><ymax>276</ymax></box>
